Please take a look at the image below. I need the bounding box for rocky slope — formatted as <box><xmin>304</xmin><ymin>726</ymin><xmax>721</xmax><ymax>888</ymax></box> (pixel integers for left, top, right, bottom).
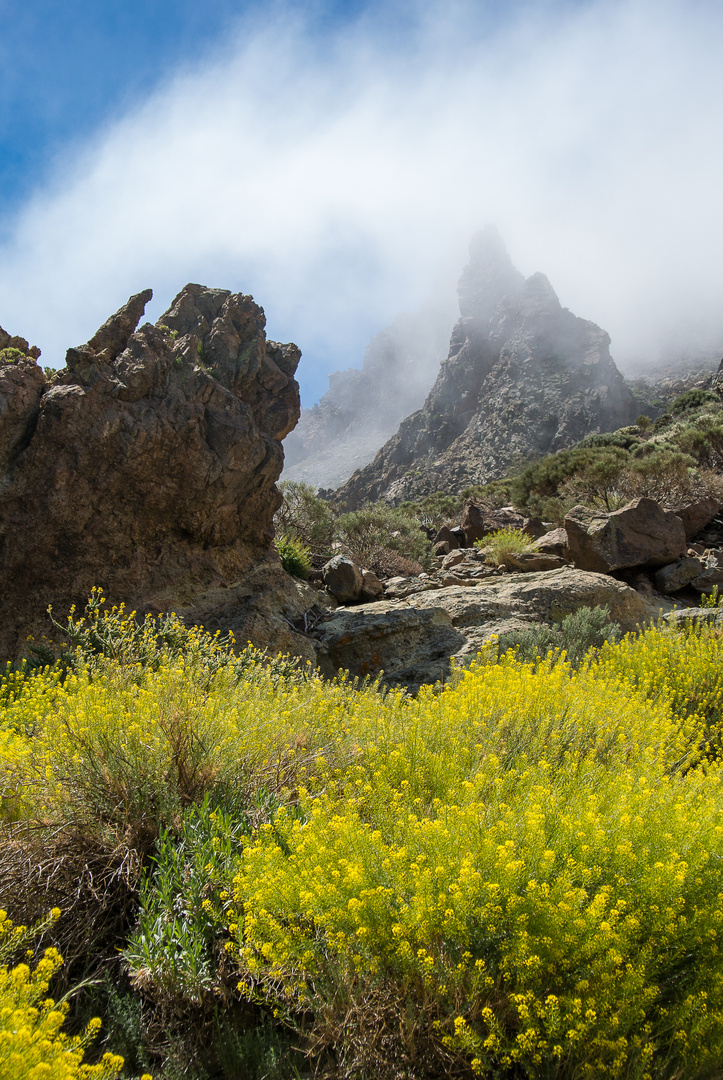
<box><xmin>0</xmin><ymin>285</ymin><xmax>321</xmax><ymax>661</ymax></box>
<box><xmin>282</xmin><ymin>302</ymin><xmax>453</xmax><ymax>489</ymax></box>
<box><xmin>335</xmin><ymin>227</ymin><xmax>638</xmax><ymax>506</ymax></box>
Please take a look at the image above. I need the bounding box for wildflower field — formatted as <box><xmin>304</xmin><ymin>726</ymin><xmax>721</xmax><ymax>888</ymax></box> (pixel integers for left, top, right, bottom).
<box><xmin>2</xmin><ymin>601</ymin><xmax>723</xmax><ymax>1078</ymax></box>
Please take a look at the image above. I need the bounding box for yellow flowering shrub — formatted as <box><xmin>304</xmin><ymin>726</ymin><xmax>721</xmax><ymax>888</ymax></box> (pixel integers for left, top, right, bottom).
<box><xmin>593</xmin><ymin>620</ymin><xmax>723</xmax><ymax>754</ymax></box>
<box><xmin>5</xmin><ymin>620</ymin><xmax>723</xmax><ymax>1077</ymax></box>
<box><xmin>0</xmin><ymin>910</ymin><xmax>124</xmax><ymax>1080</ymax></box>
<box><xmin>228</xmin><ymin>648</ymin><xmax>723</xmax><ymax>1078</ymax></box>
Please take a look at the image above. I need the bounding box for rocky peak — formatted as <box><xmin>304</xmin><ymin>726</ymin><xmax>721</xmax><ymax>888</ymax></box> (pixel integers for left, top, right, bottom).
<box><xmin>335</xmin><ymin>233</ymin><xmax>638</xmax><ymax>506</ymax></box>
<box><xmin>457</xmin><ymin>225</ymin><xmax>524</xmax><ymax>321</ymax></box>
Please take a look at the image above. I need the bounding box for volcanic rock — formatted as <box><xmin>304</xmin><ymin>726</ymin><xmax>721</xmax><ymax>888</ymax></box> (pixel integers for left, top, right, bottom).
<box><xmin>335</xmin><ymin>227</ymin><xmax>637</xmax><ymax>505</ymax></box>
<box><xmin>531</xmin><ymin>528</ymin><xmax>570</xmax><ymax>559</ymax></box>
<box><xmin>674</xmin><ymin>498</ymin><xmax>722</xmax><ymax>541</ymax></box>
<box><xmin>564</xmin><ymin>498</ymin><xmax>687</xmax><ymax>573</ymax></box>
<box><xmin>460</xmin><ymin>501</ymin><xmax>526</xmax><ymax>546</ymax></box>
<box><xmin>654</xmin><ymin>557</ymin><xmax>705</xmax><ymax>594</ymax></box>
<box><xmin>315</xmin><ymin>566</ymin><xmax>648</xmax><ymax>690</ymax></box>
<box><xmin>0</xmin><ymin>285</ymin><xmax>315</xmax><ymax>660</ymax></box>
<box><xmin>322</xmin><ymin>555</ymin><xmax>364</xmax><ymax>603</ymax></box>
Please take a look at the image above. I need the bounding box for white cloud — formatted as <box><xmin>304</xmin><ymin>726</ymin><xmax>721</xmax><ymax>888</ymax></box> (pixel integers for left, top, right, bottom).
<box><xmin>1</xmin><ymin>0</ymin><xmax>723</xmax><ymax>402</ymax></box>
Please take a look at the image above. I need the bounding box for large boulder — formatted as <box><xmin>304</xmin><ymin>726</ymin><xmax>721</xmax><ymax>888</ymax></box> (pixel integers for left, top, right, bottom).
<box><xmin>564</xmin><ymin>498</ymin><xmax>687</xmax><ymax>573</ymax></box>
<box><xmin>315</xmin><ymin>566</ymin><xmax>649</xmax><ymax>691</ymax></box>
<box><xmin>322</xmin><ymin>555</ymin><xmax>364</xmax><ymax>603</ymax></box>
<box><xmin>531</xmin><ymin>528</ymin><xmax>570</xmax><ymax>559</ymax></box>
<box><xmin>0</xmin><ymin>285</ymin><xmax>313</xmax><ymax>660</ymax></box>
<box><xmin>690</xmin><ymin>555</ymin><xmax>723</xmax><ymax>594</ymax></box>
<box><xmin>433</xmin><ymin>525</ymin><xmax>461</xmax><ymax>550</ymax></box>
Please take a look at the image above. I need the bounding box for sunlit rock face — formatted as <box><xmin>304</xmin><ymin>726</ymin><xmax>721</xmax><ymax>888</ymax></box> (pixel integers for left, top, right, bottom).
<box><xmin>0</xmin><ymin>285</ymin><xmax>315</xmax><ymax>661</ymax></box>
<box><xmin>335</xmin><ymin>227</ymin><xmax>638</xmax><ymax>507</ymax></box>
<box><xmin>283</xmin><ymin>301</ymin><xmax>453</xmax><ymax>490</ymax></box>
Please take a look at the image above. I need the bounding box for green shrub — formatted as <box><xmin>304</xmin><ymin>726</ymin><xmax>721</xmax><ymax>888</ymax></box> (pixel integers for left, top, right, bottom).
<box><xmin>494</xmin><ymin>605</ymin><xmax>621</xmax><ymax>667</ymax></box>
<box><xmin>670</xmin><ymin>387</ymin><xmax>719</xmax><ymax>414</ymax></box>
<box><xmin>475</xmin><ymin>526</ymin><xmax>532</xmax><ymax>565</ymax></box>
<box><xmin>124</xmin><ymin>798</ymin><xmax>245</xmax><ymax>1004</ymax></box>
<box><xmin>275</xmin><ymin>480</ymin><xmax>335</xmax><ymax>554</ymax></box>
<box><xmin>275</xmin><ymin>533</ymin><xmax>312</xmax><ymax>579</ymax></box>
<box><xmin>335</xmin><ymin>503</ymin><xmax>432</xmax><ymax>574</ymax></box>
<box><xmin>0</xmin><ymin>347</ymin><xmax>30</xmax><ymax>365</ymax></box>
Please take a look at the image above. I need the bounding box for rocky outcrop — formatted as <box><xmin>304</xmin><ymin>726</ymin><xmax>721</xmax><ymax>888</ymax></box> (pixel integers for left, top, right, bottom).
<box><xmin>314</xmin><ymin>567</ymin><xmax>649</xmax><ymax>691</ymax></box>
<box><xmin>335</xmin><ymin>227</ymin><xmax>638</xmax><ymax>506</ymax></box>
<box><xmin>564</xmin><ymin>498</ymin><xmax>687</xmax><ymax>573</ymax></box>
<box><xmin>0</xmin><ymin>285</ymin><xmax>318</xmax><ymax>661</ymax></box>
<box><xmin>283</xmin><ymin>302</ymin><xmax>453</xmax><ymax>489</ymax></box>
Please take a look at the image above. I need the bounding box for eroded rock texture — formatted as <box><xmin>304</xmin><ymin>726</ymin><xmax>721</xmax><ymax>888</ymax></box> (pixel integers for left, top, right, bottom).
<box><xmin>0</xmin><ymin>285</ymin><xmax>313</xmax><ymax>660</ymax></box>
<box><xmin>336</xmin><ymin>227</ymin><xmax>638</xmax><ymax>506</ymax></box>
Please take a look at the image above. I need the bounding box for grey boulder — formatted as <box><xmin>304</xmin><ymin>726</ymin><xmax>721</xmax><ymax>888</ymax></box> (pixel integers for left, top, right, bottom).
<box><xmin>322</xmin><ymin>555</ymin><xmax>364</xmax><ymax>603</ymax></box>
<box><xmin>565</xmin><ymin>498</ymin><xmax>687</xmax><ymax>573</ymax></box>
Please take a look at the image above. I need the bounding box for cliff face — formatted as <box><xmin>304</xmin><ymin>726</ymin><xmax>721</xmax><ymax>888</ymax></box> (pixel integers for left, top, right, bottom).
<box><xmin>0</xmin><ymin>284</ymin><xmax>315</xmax><ymax>660</ymax></box>
<box><xmin>335</xmin><ymin>228</ymin><xmax>638</xmax><ymax>506</ymax></box>
<box><xmin>282</xmin><ymin>302</ymin><xmax>453</xmax><ymax>489</ymax></box>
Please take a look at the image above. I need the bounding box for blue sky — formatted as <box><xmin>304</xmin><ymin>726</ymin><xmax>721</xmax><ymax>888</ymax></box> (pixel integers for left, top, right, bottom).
<box><xmin>1</xmin><ymin>0</ymin><xmax>723</xmax><ymax>404</ymax></box>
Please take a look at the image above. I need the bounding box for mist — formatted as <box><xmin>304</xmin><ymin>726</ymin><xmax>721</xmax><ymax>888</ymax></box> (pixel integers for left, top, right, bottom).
<box><xmin>1</xmin><ymin>0</ymin><xmax>722</xmax><ymax>404</ymax></box>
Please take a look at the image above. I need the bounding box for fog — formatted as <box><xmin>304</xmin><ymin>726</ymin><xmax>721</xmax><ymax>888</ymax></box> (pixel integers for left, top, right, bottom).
<box><xmin>1</xmin><ymin>0</ymin><xmax>722</xmax><ymax>403</ymax></box>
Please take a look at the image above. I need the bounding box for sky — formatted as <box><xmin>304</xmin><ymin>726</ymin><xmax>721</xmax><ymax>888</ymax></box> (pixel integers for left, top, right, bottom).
<box><xmin>1</xmin><ymin>0</ymin><xmax>722</xmax><ymax>405</ymax></box>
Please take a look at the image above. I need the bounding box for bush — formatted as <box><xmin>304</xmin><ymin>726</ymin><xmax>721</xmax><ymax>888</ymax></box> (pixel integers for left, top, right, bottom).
<box><xmin>274</xmin><ymin>533</ymin><xmax>312</xmax><ymax>579</ymax></box>
<box><xmin>494</xmin><ymin>605</ymin><xmax>621</xmax><ymax>667</ymax></box>
<box><xmin>6</xmin><ymin>615</ymin><xmax>723</xmax><ymax>1078</ymax></box>
<box><xmin>475</xmin><ymin>527</ymin><xmax>532</xmax><ymax>565</ymax></box>
<box><xmin>335</xmin><ymin>504</ymin><xmax>432</xmax><ymax>575</ymax></box>
<box><xmin>670</xmin><ymin>388</ymin><xmax>719</xmax><ymax>414</ymax></box>
<box><xmin>229</xmin><ymin>641</ymin><xmax>723</xmax><ymax>1078</ymax></box>
<box><xmin>49</xmin><ymin>587</ymin><xmax>240</xmax><ymax>675</ymax></box>
<box><xmin>0</xmin><ymin>347</ymin><xmax>30</xmax><ymax>366</ymax></box>
<box><xmin>0</xmin><ymin>909</ymin><xmax>125</xmax><ymax>1080</ymax></box>
<box><xmin>274</xmin><ymin>480</ymin><xmax>335</xmax><ymax>555</ymax></box>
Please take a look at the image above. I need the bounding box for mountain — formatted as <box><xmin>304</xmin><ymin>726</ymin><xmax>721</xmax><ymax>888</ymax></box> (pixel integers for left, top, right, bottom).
<box><xmin>334</xmin><ymin>227</ymin><xmax>639</xmax><ymax>507</ymax></box>
<box><xmin>282</xmin><ymin>301</ymin><xmax>454</xmax><ymax>489</ymax></box>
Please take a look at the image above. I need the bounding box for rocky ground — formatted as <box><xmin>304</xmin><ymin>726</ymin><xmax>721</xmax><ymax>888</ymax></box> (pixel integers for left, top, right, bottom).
<box><xmin>294</xmin><ymin>495</ymin><xmax>723</xmax><ymax>691</ymax></box>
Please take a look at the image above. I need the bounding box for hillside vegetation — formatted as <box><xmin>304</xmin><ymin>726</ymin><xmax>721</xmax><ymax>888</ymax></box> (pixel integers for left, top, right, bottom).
<box><xmin>3</xmin><ymin>596</ymin><xmax>723</xmax><ymax>1078</ymax></box>
<box><xmin>275</xmin><ymin>386</ymin><xmax>723</xmax><ymax>581</ymax></box>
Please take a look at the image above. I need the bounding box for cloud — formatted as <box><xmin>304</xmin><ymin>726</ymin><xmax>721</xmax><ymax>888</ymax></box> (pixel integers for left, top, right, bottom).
<box><xmin>1</xmin><ymin>0</ymin><xmax>723</xmax><ymax>402</ymax></box>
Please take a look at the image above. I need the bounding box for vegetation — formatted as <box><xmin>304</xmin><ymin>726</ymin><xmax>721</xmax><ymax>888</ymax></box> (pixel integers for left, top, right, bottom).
<box><xmin>505</xmin><ymin>389</ymin><xmax>723</xmax><ymax>521</ymax></box>
<box><xmin>274</xmin><ymin>533</ymin><xmax>312</xmax><ymax>579</ymax></box>
<box><xmin>0</xmin><ymin>346</ymin><xmax>31</xmax><ymax>365</ymax></box>
<box><xmin>275</xmin><ymin>481</ymin><xmax>433</xmax><ymax>575</ymax></box>
<box><xmin>474</xmin><ymin>526</ymin><xmax>533</xmax><ymax>565</ymax></box>
<box><xmin>4</xmin><ymin>596</ymin><xmax>723</xmax><ymax>1077</ymax></box>
<box><xmin>0</xmin><ymin>909</ymin><xmax>127</xmax><ymax>1079</ymax></box>
<box><xmin>492</xmin><ymin>604</ymin><xmax>621</xmax><ymax>667</ymax></box>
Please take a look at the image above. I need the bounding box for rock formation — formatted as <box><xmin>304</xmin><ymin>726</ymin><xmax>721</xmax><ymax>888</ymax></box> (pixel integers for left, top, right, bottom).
<box><xmin>0</xmin><ymin>286</ymin><xmax>320</xmax><ymax>661</ymax></box>
<box><xmin>335</xmin><ymin>227</ymin><xmax>638</xmax><ymax>506</ymax></box>
<box><xmin>283</xmin><ymin>302</ymin><xmax>453</xmax><ymax>489</ymax></box>
<box><xmin>314</xmin><ymin>567</ymin><xmax>650</xmax><ymax>691</ymax></box>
